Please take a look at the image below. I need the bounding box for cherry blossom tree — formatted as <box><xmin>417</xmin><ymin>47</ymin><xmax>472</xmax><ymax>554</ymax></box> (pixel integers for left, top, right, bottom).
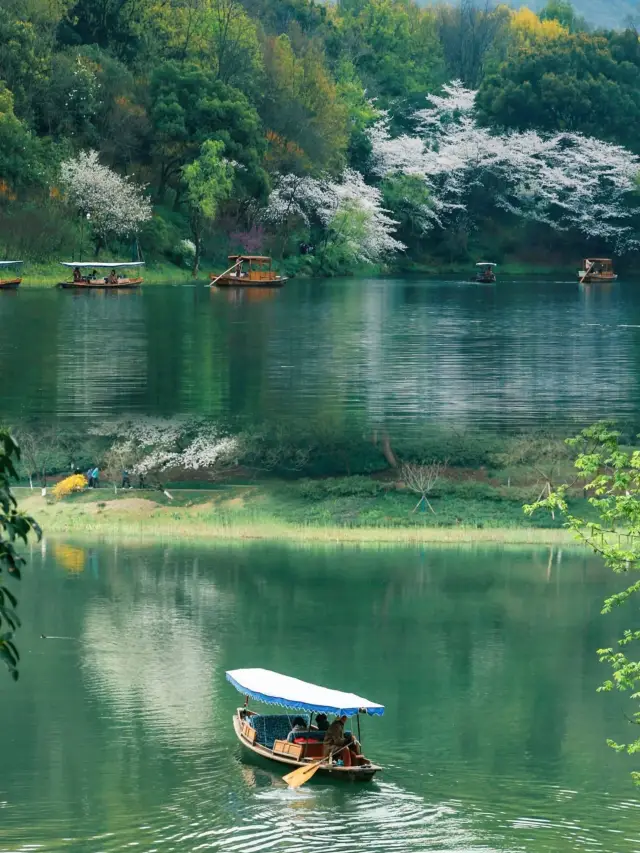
<box><xmin>369</xmin><ymin>80</ymin><xmax>640</xmax><ymax>251</ymax></box>
<box><xmin>91</xmin><ymin>418</ymin><xmax>240</xmax><ymax>482</ymax></box>
<box><xmin>263</xmin><ymin>170</ymin><xmax>404</xmax><ymax>264</ymax></box>
<box><xmin>59</xmin><ymin>151</ymin><xmax>152</xmax><ymax>255</ymax></box>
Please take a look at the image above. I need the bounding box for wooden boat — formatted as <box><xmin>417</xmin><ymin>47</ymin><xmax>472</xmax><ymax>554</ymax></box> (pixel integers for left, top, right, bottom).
<box><xmin>0</xmin><ymin>260</ymin><xmax>23</xmax><ymax>289</ymax></box>
<box><xmin>227</xmin><ymin>668</ymin><xmax>383</xmax><ymax>782</ymax></box>
<box><xmin>57</xmin><ymin>261</ymin><xmax>144</xmax><ymax>289</ymax></box>
<box><xmin>210</xmin><ymin>255</ymin><xmax>287</xmax><ymax>287</ymax></box>
<box><xmin>578</xmin><ymin>258</ymin><xmax>617</xmax><ymax>284</ymax></box>
<box><xmin>474</xmin><ymin>262</ymin><xmax>496</xmax><ymax>283</ymax></box>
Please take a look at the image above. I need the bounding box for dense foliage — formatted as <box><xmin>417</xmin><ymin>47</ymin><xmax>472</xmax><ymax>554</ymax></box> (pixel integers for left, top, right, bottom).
<box><xmin>2</xmin><ymin>0</ymin><xmax>640</xmax><ymax>273</ymax></box>
<box><xmin>0</xmin><ymin>431</ymin><xmax>40</xmax><ymax>680</ymax></box>
<box><xmin>526</xmin><ymin>423</ymin><xmax>640</xmax><ymax>783</ymax></box>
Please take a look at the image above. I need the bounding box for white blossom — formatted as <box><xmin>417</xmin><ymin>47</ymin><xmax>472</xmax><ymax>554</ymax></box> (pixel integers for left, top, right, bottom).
<box><xmin>91</xmin><ymin>417</ymin><xmax>239</xmax><ymax>478</ymax></box>
<box><xmin>59</xmin><ymin>150</ymin><xmax>152</xmax><ymax>243</ymax></box>
<box><xmin>263</xmin><ymin>170</ymin><xmax>405</xmax><ymax>263</ymax></box>
<box><xmin>368</xmin><ymin>81</ymin><xmax>640</xmax><ymax>250</ymax></box>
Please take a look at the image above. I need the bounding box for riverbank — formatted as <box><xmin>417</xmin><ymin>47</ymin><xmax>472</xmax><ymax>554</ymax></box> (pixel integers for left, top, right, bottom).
<box><xmin>16</xmin><ymin>481</ymin><xmax>578</xmax><ymax>546</ymax></box>
<box><xmin>15</xmin><ymin>258</ymin><xmax>580</xmax><ymax>287</ymax></box>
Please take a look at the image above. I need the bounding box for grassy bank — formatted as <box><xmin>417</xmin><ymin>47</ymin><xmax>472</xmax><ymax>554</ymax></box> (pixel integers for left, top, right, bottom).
<box><xmin>16</xmin><ymin>479</ymin><xmax>579</xmax><ymax>546</ymax></box>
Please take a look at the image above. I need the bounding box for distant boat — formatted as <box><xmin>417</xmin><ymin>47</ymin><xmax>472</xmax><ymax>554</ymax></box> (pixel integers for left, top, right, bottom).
<box><xmin>210</xmin><ymin>255</ymin><xmax>287</xmax><ymax>287</ymax></box>
<box><xmin>474</xmin><ymin>262</ymin><xmax>496</xmax><ymax>283</ymax></box>
<box><xmin>578</xmin><ymin>258</ymin><xmax>617</xmax><ymax>284</ymax></box>
<box><xmin>57</xmin><ymin>261</ymin><xmax>144</xmax><ymax>289</ymax></box>
<box><xmin>0</xmin><ymin>260</ymin><xmax>23</xmax><ymax>289</ymax></box>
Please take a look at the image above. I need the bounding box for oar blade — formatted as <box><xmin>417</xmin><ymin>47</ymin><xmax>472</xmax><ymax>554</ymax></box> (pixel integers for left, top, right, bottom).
<box><xmin>283</xmin><ymin>759</ymin><xmax>324</xmax><ymax>788</ymax></box>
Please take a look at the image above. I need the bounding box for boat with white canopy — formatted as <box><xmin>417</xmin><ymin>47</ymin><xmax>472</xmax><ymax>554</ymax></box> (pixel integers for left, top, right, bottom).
<box><xmin>227</xmin><ymin>668</ymin><xmax>384</xmax><ymax>782</ymax></box>
<box><xmin>57</xmin><ymin>261</ymin><xmax>144</xmax><ymax>289</ymax></box>
<box><xmin>474</xmin><ymin>262</ymin><xmax>496</xmax><ymax>283</ymax></box>
<box><xmin>0</xmin><ymin>261</ymin><xmax>23</xmax><ymax>289</ymax></box>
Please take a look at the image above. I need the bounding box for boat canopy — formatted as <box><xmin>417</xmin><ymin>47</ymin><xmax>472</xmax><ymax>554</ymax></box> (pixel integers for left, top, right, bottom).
<box><xmin>228</xmin><ymin>255</ymin><xmax>270</xmax><ymax>262</ymax></box>
<box><xmin>226</xmin><ymin>668</ymin><xmax>384</xmax><ymax>716</ymax></box>
<box><xmin>60</xmin><ymin>261</ymin><xmax>145</xmax><ymax>268</ymax></box>
<box><xmin>0</xmin><ymin>260</ymin><xmax>22</xmax><ymax>266</ymax></box>
<box><xmin>476</xmin><ymin>262</ymin><xmax>496</xmax><ymax>266</ymax></box>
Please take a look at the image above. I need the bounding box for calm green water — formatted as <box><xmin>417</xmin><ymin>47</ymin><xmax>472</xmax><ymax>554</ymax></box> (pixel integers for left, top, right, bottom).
<box><xmin>3</xmin><ymin>277</ymin><xmax>640</xmax><ymax>430</ymax></box>
<box><xmin>1</xmin><ymin>541</ymin><xmax>639</xmax><ymax>852</ymax></box>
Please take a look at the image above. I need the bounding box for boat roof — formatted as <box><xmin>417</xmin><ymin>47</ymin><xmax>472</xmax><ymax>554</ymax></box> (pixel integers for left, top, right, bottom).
<box><xmin>60</xmin><ymin>261</ymin><xmax>145</xmax><ymax>268</ymax></box>
<box><xmin>476</xmin><ymin>262</ymin><xmax>496</xmax><ymax>266</ymax></box>
<box><xmin>226</xmin><ymin>668</ymin><xmax>384</xmax><ymax>716</ymax></box>
<box><xmin>228</xmin><ymin>255</ymin><xmax>271</xmax><ymax>262</ymax></box>
<box><xmin>585</xmin><ymin>258</ymin><xmax>612</xmax><ymax>262</ymax></box>
<box><xmin>0</xmin><ymin>260</ymin><xmax>22</xmax><ymax>266</ymax></box>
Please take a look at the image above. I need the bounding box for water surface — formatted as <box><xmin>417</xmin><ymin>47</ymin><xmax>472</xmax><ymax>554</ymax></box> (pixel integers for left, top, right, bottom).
<box><xmin>1</xmin><ymin>541</ymin><xmax>638</xmax><ymax>852</ymax></box>
<box><xmin>3</xmin><ymin>277</ymin><xmax>640</xmax><ymax>430</ymax></box>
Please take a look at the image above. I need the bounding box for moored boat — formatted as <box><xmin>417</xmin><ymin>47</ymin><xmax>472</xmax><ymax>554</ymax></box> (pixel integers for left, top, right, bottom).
<box><xmin>227</xmin><ymin>668</ymin><xmax>384</xmax><ymax>782</ymax></box>
<box><xmin>474</xmin><ymin>262</ymin><xmax>496</xmax><ymax>283</ymax></box>
<box><xmin>578</xmin><ymin>258</ymin><xmax>617</xmax><ymax>284</ymax></box>
<box><xmin>210</xmin><ymin>255</ymin><xmax>287</xmax><ymax>287</ymax></box>
<box><xmin>57</xmin><ymin>261</ymin><xmax>144</xmax><ymax>289</ymax></box>
<box><xmin>0</xmin><ymin>260</ymin><xmax>23</xmax><ymax>289</ymax></box>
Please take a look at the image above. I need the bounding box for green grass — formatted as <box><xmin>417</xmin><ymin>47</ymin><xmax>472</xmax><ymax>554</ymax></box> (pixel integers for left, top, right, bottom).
<box><xmin>16</xmin><ymin>476</ymin><xmax>584</xmax><ymax>546</ymax></box>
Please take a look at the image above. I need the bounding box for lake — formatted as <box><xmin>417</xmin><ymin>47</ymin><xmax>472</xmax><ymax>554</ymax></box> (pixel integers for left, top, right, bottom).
<box><xmin>3</xmin><ymin>277</ymin><xmax>640</xmax><ymax>431</ymax></box>
<box><xmin>1</xmin><ymin>541</ymin><xmax>638</xmax><ymax>853</ymax></box>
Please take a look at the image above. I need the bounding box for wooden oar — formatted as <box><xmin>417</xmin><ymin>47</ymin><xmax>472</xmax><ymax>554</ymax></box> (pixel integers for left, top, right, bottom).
<box><xmin>207</xmin><ymin>262</ymin><xmax>240</xmax><ymax>287</ymax></box>
<box><xmin>283</xmin><ymin>747</ymin><xmax>342</xmax><ymax>788</ymax></box>
<box><xmin>579</xmin><ymin>260</ymin><xmax>593</xmax><ymax>284</ymax></box>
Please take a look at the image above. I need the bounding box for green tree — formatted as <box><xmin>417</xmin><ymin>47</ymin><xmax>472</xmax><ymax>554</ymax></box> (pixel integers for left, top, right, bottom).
<box><xmin>336</xmin><ymin>0</ymin><xmax>445</xmax><ymax>130</ymax></box>
<box><xmin>381</xmin><ymin>174</ymin><xmax>432</xmax><ymax>251</ymax></box>
<box><xmin>0</xmin><ymin>431</ymin><xmax>41</xmax><ymax>681</ymax></box>
<box><xmin>525</xmin><ymin>423</ymin><xmax>640</xmax><ymax>783</ymax></box>
<box><xmin>261</xmin><ymin>33</ymin><xmax>349</xmax><ymax>175</ymax></box>
<box><xmin>0</xmin><ymin>84</ymin><xmax>48</xmax><ymax>191</ymax></box>
<box><xmin>477</xmin><ymin>30</ymin><xmax>640</xmax><ymax>152</ymax></box>
<box><xmin>182</xmin><ymin>139</ymin><xmax>234</xmax><ymax>275</ymax></box>
<box><xmin>150</xmin><ymin>61</ymin><xmax>267</xmax><ymax>204</ymax></box>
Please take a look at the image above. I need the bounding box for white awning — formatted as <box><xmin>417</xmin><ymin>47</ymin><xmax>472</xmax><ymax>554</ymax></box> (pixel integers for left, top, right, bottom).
<box><xmin>476</xmin><ymin>262</ymin><xmax>496</xmax><ymax>266</ymax></box>
<box><xmin>60</xmin><ymin>261</ymin><xmax>145</xmax><ymax>268</ymax></box>
<box><xmin>226</xmin><ymin>668</ymin><xmax>384</xmax><ymax>716</ymax></box>
<box><xmin>0</xmin><ymin>260</ymin><xmax>22</xmax><ymax>266</ymax></box>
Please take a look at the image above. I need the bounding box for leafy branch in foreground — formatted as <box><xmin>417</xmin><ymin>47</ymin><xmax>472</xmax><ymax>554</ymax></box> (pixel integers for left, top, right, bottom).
<box><xmin>0</xmin><ymin>430</ymin><xmax>41</xmax><ymax>680</ymax></box>
<box><xmin>524</xmin><ymin>422</ymin><xmax>640</xmax><ymax>782</ymax></box>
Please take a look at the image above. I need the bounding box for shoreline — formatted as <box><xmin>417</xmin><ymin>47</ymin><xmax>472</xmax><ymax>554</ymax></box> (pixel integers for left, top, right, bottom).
<box><xmin>14</xmin><ymin>261</ymin><xmax>578</xmax><ymax>288</ymax></box>
<box><xmin>20</xmin><ymin>491</ymin><xmax>578</xmax><ymax>547</ymax></box>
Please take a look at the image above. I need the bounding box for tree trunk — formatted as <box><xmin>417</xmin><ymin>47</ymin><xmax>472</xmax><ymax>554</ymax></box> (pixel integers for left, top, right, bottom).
<box><xmin>381</xmin><ymin>434</ymin><xmax>398</xmax><ymax>468</ymax></box>
<box><xmin>192</xmin><ymin>225</ymin><xmax>201</xmax><ymax>278</ymax></box>
<box><xmin>29</xmin><ymin>474</ymin><xmax>33</xmax><ymax>490</ymax></box>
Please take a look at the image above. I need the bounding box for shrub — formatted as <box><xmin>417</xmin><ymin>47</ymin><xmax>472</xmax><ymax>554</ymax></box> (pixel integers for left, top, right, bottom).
<box><xmin>298</xmin><ymin>476</ymin><xmax>384</xmax><ymax>500</ymax></box>
<box><xmin>52</xmin><ymin>473</ymin><xmax>87</xmax><ymax>500</ymax></box>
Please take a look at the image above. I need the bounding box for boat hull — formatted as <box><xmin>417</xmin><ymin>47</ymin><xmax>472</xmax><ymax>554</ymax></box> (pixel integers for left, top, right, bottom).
<box><xmin>232</xmin><ymin>711</ymin><xmax>380</xmax><ymax>782</ymax></box>
<box><xmin>58</xmin><ymin>278</ymin><xmax>143</xmax><ymax>289</ymax></box>
<box><xmin>474</xmin><ymin>274</ymin><xmax>496</xmax><ymax>283</ymax></box>
<box><xmin>0</xmin><ymin>278</ymin><xmax>21</xmax><ymax>289</ymax></box>
<box><xmin>212</xmin><ymin>275</ymin><xmax>287</xmax><ymax>288</ymax></box>
<box><xmin>579</xmin><ymin>273</ymin><xmax>618</xmax><ymax>283</ymax></box>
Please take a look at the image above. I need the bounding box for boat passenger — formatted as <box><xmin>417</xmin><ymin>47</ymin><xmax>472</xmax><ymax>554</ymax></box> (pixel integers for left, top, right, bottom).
<box><xmin>324</xmin><ymin>715</ymin><xmax>369</xmax><ymax>767</ymax></box>
<box><xmin>90</xmin><ymin>269</ymin><xmax>98</xmax><ymax>280</ymax></box>
<box><xmin>108</xmin><ymin>269</ymin><xmax>118</xmax><ymax>284</ymax></box>
<box><xmin>287</xmin><ymin>716</ymin><xmax>308</xmax><ymax>742</ymax></box>
<box><xmin>73</xmin><ymin>267</ymin><xmax>82</xmax><ymax>282</ymax></box>
<box><xmin>316</xmin><ymin>713</ymin><xmax>329</xmax><ymax>731</ymax></box>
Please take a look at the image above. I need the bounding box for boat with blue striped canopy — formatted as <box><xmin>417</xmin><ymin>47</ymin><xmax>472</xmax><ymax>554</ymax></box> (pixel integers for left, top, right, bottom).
<box><xmin>227</xmin><ymin>668</ymin><xmax>384</xmax><ymax>781</ymax></box>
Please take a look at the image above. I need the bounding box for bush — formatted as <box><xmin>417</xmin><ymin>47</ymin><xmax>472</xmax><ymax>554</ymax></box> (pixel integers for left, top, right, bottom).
<box><xmin>52</xmin><ymin>474</ymin><xmax>87</xmax><ymax>500</ymax></box>
<box><xmin>297</xmin><ymin>476</ymin><xmax>384</xmax><ymax>500</ymax></box>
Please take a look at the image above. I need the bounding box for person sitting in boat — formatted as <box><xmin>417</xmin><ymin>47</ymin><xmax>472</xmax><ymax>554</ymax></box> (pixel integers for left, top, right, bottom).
<box><xmin>316</xmin><ymin>713</ymin><xmax>329</xmax><ymax>731</ymax></box>
<box><xmin>324</xmin><ymin>715</ymin><xmax>368</xmax><ymax>767</ymax></box>
<box><xmin>73</xmin><ymin>267</ymin><xmax>82</xmax><ymax>282</ymax></box>
<box><xmin>108</xmin><ymin>269</ymin><xmax>118</xmax><ymax>284</ymax></box>
<box><xmin>90</xmin><ymin>269</ymin><xmax>98</xmax><ymax>280</ymax></box>
<box><xmin>287</xmin><ymin>716</ymin><xmax>308</xmax><ymax>742</ymax></box>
